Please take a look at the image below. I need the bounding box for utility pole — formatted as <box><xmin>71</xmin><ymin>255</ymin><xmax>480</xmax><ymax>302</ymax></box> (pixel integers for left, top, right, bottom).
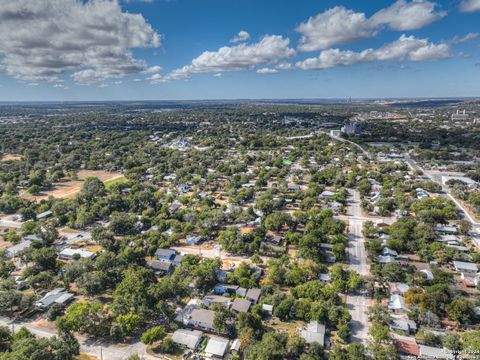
<box><xmin>100</xmin><ymin>346</ymin><xmax>103</xmax><ymax>360</ymax></box>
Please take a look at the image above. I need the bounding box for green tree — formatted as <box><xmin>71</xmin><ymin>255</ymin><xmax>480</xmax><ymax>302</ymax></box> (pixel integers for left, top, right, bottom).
<box><xmin>141</xmin><ymin>326</ymin><xmax>167</xmax><ymax>345</ymax></box>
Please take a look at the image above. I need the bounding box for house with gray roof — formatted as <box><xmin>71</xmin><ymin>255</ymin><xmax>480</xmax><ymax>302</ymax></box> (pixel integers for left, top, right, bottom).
<box><xmin>188</xmin><ymin>309</ymin><xmax>215</xmax><ymax>331</ymax></box>
<box><xmin>5</xmin><ymin>240</ymin><xmax>32</xmax><ymax>258</ymax></box>
<box><xmin>171</xmin><ymin>329</ymin><xmax>203</xmax><ymax>350</ymax></box>
<box><xmin>231</xmin><ymin>298</ymin><xmax>251</xmax><ymax>313</ymax></box>
<box><xmin>300</xmin><ymin>321</ymin><xmax>325</xmax><ymax>346</ymax></box>
<box><xmin>205</xmin><ymin>336</ymin><xmax>229</xmax><ymax>358</ymax></box>
<box><xmin>35</xmin><ymin>288</ymin><xmax>74</xmax><ymax>310</ymax></box>
<box><xmin>246</xmin><ymin>288</ymin><xmax>261</xmax><ymax>304</ymax></box>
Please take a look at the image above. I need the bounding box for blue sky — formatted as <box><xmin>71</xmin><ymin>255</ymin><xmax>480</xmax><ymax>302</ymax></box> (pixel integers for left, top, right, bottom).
<box><xmin>0</xmin><ymin>0</ymin><xmax>479</xmax><ymax>101</ymax></box>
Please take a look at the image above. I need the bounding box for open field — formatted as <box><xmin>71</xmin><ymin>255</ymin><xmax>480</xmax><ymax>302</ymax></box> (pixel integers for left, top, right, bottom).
<box><xmin>1</xmin><ymin>153</ymin><xmax>22</xmax><ymax>162</ymax></box>
<box><xmin>26</xmin><ymin>170</ymin><xmax>124</xmax><ymax>201</ymax></box>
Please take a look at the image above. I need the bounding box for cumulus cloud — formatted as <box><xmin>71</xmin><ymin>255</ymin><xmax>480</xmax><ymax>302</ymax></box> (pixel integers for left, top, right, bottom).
<box><xmin>0</xmin><ymin>0</ymin><xmax>161</xmax><ymax>83</ymax></box>
<box><xmin>146</xmin><ymin>73</ymin><xmax>163</xmax><ymax>84</ymax></box>
<box><xmin>450</xmin><ymin>32</ymin><xmax>479</xmax><ymax>44</ymax></box>
<box><xmin>296</xmin><ymin>35</ymin><xmax>450</xmax><ymax>70</ymax></box>
<box><xmin>460</xmin><ymin>0</ymin><xmax>480</xmax><ymax>12</ymax></box>
<box><xmin>276</xmin><ymin>62</ymin><xmax>292</xmax><ymax>70</ymax></box>
<box><xmin>143</xmin><ymin>65</ymin><xmax>163</xmax><ymax>73</ymax></box>
<box><xmin>256</xmin><ymin>67</ymin><xmax>278</xmax><ymax>74</ymax></box>
<box><xmin>230</xmin><ymin>31</ymin><xmax>250</xmax><ymax>43</ymax></box>
<box><xmin>370</xmin><ymin>0</ymin><xmax>445</xmax><ymax>30</ymax></box>
<box><xmin>161</xmin><ymin>35</ymin><xmax>295</xmax><ymax>82</ymax></box>
<box><xmin>296</xmin><ymin>0</ymin><xmax>445</xmax><ymax>51</ymax></box>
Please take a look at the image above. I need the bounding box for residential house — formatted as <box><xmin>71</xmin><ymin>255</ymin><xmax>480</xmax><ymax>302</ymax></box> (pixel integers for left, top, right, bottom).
<box><xmin>246</xmin><ymin>288</ymin><xmax>261</xmax><ymax>304</ymax></box>
<box><xmin>202</xmin><ymin>295</ymin><xmax>231</xmax><ymax>307</ymax></box>
<box><xmin>171</xmin><ymin>329</ymin><xmax>203</xmax><ymax>350</ymax></box>
<box><xmin>173</xmin><ymin>254</ymin><xmax>184</xmax><ymax>266</ymax></box>
<box><xmin>147</xmin><ymin>260</ymin><xmax>173</xmax><ymax>275</ymax></box>
<box><xmin>434</xmin><ymin>226</ymin><xmax>457</xmax><ymax>234</ymax></box>
<box><xmin>390</xmin><ymin>318</ymin><xmax>417</xmax><ymax>334</ymax></box>
<box><xmin>388</xmin><ymin>294</ymin><xmax>407</xmax><ymax>313</ymax></box>
<box><xmin>300</xmin><ymin>321</ymin><xmax>325</xmax><ymax>346</ymax></box>
<box><xmin>35</xmin><ymin>288</ymin><xmax>74</xmax><ymax>310</ymax></box>
<box><xmin>394</xmin><ymin>335</ymin><xmax>420</xmax><ymax>357</ymax></box>
<box><xmin>155</xmin><ymin>248</ymin><xmax>176</xmax><ymax>262</ymax></box>
<box><xmin>319</xmin><ymin>190</ymin><xmax>335</xmax><ymax>199</ymax></box>
<box><xmin>186</xmin><ymin>235</ymin><xmax>203</xmax><ymax>245</ymax></box>
<box><xmin>205</xmin><ymin>336</ymin><xmax>229</xmax><ymax>359</ymax></box>
<box><xmin>5</xmin><ymin>240</ymin><xmax>32</xmax><ymax>258</ymax></box>
<box><xmin>214</xmin><ymin>284</ymin><xmax>239</xmax><ymax>295</ymax></box>
<box><xmin>188</xmin><ymin>309</ymin><xmax>215</xmax><ymax>331</ymax></box>
<box><xmin>58</xmin><ymin>248</ymin><xmax>96</xmax><ymax>260</ymax></box>
<box><xmin>231</xmin><ymin>298</ymin><xmax>251</xmax><ymax>313</ymax></box>
<box><xmin>453</xmin><ymin>261</ymin><xmax>478</xmax><ymax>274</ymax></box>
<box><xmin>382</xmin><ymin>247</ymin><xmax>398</xmax><ymax>257</ymax></box>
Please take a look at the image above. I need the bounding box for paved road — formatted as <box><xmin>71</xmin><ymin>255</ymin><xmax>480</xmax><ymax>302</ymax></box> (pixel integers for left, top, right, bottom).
<box><xmin>0</xmin><ymin>316</ymin><xmax>157</xmax><ymax>360</ymax></box>
<box><xmin>345</xmin><ymin>189</ymin><xmax>371</xmax><ymax>343</ymax></box>
<box><xmin>404</xmin><ymin>154</ymin><xmax>480</xmax><ymax>247</ymax></box>
<box><xmin>324</xmin><ymin>132</ymin><xmax>372</xmax><ymax>159</ymax></box>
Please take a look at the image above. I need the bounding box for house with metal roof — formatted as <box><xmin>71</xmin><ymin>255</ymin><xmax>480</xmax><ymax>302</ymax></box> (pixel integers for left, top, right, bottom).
<box><xmin>59</xmin><ymin>248</ymin><xmax>96</xmax><ymax>260</ymax></box>
<box><xmin>155</xmin><ymin>248</ymin><xmax>176</xmax><ymax>262</ymax></box>
<box><xmin>171</xmin><ymin>329</ymin><xmax>203</xmax><ymax>350</ymax></box>
<box><xmin>202</xmin><ymin>295</ymin><xmax>231</xmax><ymax>307</ymax></box>
<box><xmin>388</xmin><ymin>294</ymin><xmax>407</xmax><ymax>313</ymax></box>
<box><xmin>300</xmin><ymin>321</ymin><xmax>325</xmax><ymax>346</ymax></box>
<box><xmin>453</xmin><ymin>261</ymin><xmax>478</xmax><ymax>274</ymax></box>
<box><xmin>5</xmin><ymin>240</ymin><xmax>32</xmax><ymax>258</ymax></box>
<box><xmin>205</xmin><ymin>336</ymin><xmax>229</xmax><ymax>358</ymax></box>
<box><xmin>35</xmin><ymin>288</ymin><xmax>74</xmax><ymax>310</ymax></box>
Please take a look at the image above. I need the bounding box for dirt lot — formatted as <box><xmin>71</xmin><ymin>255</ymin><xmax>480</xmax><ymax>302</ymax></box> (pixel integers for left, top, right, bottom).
<box><xmin>26</xmin><ymin>170</ymin><xmax>124</xmax><ymax>201</ymax></box>
<box><xmin>1</xmin><ymin>154</ymin><xmax>22</xmax><ymax>162</ymax></box>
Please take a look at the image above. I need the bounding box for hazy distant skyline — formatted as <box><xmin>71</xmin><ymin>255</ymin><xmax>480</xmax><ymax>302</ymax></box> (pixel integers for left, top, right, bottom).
<box><xmin>0</xmin><ymin>0</ymin><xmax>479</xmax><ymax>101</ymax></box>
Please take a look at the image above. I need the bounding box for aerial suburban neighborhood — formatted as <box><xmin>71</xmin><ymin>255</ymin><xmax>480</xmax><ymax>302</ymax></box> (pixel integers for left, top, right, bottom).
<box><xmin>0</xmin><ymin>97</ymin><xmax>479</xmax><ymax>360</ymax></box>
<box><xmin>1</xmin><ymin>0</ymin><xmax>480</xmax><ymax>359</ymax></box>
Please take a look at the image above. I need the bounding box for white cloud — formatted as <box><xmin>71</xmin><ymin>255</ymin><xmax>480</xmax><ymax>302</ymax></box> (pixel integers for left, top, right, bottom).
<box><xmin>370</xmin><ymin>0</ymin><xmax>445</xmax><ymax>31</ymax></box>
<box><xmin>230</xmin><ymin>31</ymin><xmax>250</xmax><ymax>43</ymax></box>
<box><xmin>162</xmin><ymin>35</ymin><xmax>295</xmax><ymax>82</ymax></box>
<box><xmin>450</xmin><ymin>32</ymin><xmax>479</xmax><ymax>44</ymax></box>
<box><xmin>296</xmin><ymin>0</ymin><xmax>445</xmax><ymax>51</ymax></box>
<box><xmin>213</xmin><ymin>73</ymin><xmax>223</xmax><ymax>77</ymax></box>
<box><xmin>296</xmin><ymin>35</ymin><xmax>450</xmax><ymax>70</ymax></box>
<box><xmin>275</xmin><ymin>62</ymin><xmax>292</xmax><ymax>70</ymax></box>
<box><xmin>0</xmin><ymin>0</ymin><xmax>161</xmax><ymax>83</ymax></box>
<box><xmin>143</xmin><ymin>65</ymin><xmax>163</xmax><ymax>73</ymax></box>
<box><xmin>296</xmin><ymin>7</ymin><xmax>374</xmax><ymax>51</ymax></box>
<box><xmin>460</xmin><ymin>0</ymin><xmax>480</xmax><ymax>12</ymax></box>
<box><xmin>256</xmin><ymin>67</ymin><xmax>278</xmax><ymax>74</ymax></box>
<box><xmin>146</xmin><ymin>73</ymin><xmax>163</xmax><ymax>84</ymax></box>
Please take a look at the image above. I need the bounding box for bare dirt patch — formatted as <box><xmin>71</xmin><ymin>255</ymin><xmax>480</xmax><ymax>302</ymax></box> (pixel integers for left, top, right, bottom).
<box><xmin>26</xmin><ymin>170</ymin><xmax>124</xmax><ymax>201</ymax></box>
<box><xmin>1</xmin><ymin>154</ymin><xmax>22</xmax><ymax>162</ymax></box>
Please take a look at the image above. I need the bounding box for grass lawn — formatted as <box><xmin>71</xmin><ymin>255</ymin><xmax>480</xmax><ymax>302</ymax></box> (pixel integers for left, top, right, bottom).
<box><xmin>104</xmin><ymin>175</ymin><xmax>127</xmax><ymax>189</ymax></box>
